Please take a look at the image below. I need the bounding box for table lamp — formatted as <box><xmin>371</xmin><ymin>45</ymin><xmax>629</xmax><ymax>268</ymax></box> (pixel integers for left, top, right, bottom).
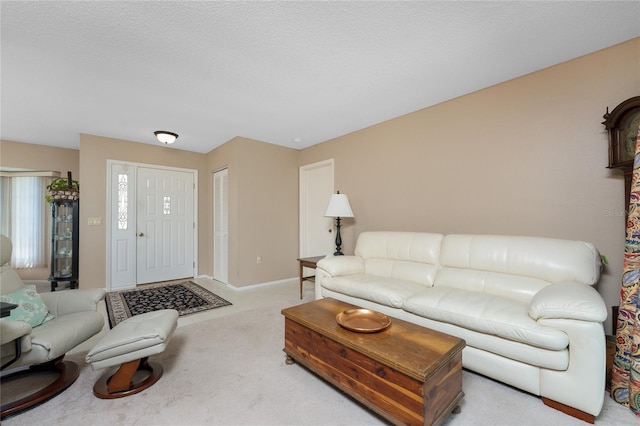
<box><xmin>324</xmin><ymin>191</ymin><xmax>354</xmax><ymax>255</ymax></box>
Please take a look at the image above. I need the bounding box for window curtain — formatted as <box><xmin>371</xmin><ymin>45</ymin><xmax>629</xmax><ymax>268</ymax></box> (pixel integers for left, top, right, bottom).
<box><xmin>0</xmin><ymin>176</ymin><xmax>48</xmax><ymax>268</ymax></box>
<box><xmin>611</xmin><ymin>124</ymin><xmax>640</xmax><ymax>417</ymax></box>
<box><xmin>0</xmin><ymin>177</ymin><xmax>9</xmax><ymax>236</ymax></box>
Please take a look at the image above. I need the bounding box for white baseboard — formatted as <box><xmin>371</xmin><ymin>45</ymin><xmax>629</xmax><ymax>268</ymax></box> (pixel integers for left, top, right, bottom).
<box><xmin>195</xmin><ymin>274</ymin><xmax>297</xmax><ymax>291</ymax></box>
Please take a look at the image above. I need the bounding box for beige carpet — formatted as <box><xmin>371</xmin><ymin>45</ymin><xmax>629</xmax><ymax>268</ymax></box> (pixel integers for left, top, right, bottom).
<box><xmin>3</xmin><ymin>281</ymin><xmax>638</xmax><ymax>426</ymax></box>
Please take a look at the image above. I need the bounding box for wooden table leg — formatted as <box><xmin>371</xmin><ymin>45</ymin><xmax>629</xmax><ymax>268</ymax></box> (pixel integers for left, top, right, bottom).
<box><xmin>297</xmin><ymin>256</ymin><xmax>323</xmax><ymax>300</ymax></box>
<box><xmin>299</xmin><ymin>262</ymin><xmax>303</xmax><ymax>299</ymax></box>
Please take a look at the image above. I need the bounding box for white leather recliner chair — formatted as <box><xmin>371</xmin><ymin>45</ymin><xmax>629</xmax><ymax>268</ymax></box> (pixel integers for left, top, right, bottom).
<box><xmin>0</xmin><ymin>234</ymin><xmax>105</xmax><ymax>418</ymax></box>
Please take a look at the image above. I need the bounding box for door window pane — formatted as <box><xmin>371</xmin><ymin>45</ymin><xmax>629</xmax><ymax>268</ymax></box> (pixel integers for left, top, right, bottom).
<box><xmin>163</xmin><ymin>196</ymin><xmax>171</xmax><ymax>215</ymax></box>
<box><xmin>118</xmin><ymin>174</ymin><xmax>128</xmax><ymax>230</ymax></box>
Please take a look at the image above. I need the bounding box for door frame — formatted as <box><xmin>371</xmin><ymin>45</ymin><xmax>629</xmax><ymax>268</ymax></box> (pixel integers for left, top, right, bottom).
<box><xmin>106</xmin><ymin>160</ymin><xmax>198</xmax><ymax>290</ymax></box>
<box><xmin>212</xmin><ymin>167</ymin><xmax>228</xmax><ymax>283</ymax></box>
<box><xmin>299</xmin><ymin>159</ymin><xmax>334</xmax><ymax>258</ymax></box>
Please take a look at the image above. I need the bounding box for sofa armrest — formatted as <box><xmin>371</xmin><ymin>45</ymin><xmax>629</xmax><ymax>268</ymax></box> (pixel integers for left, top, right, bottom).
<box><xmin>538</xmin><ymin>317</ymin><xmax>606</xmax><ymax>415</ymax></box>
<box><xmin>528</xmin><ymin>283</ymin><xmax>606</xmax><ymax>322</ymax></box>
<box><xmin>316</xmin><ymin>256</ymin><xmax>364</xmax><ymax>277</ymax></box>
<box><xmin>315</xmin><ymin>256</ymin><xmax>364</xmax><ymax>300</ymax></box>
<box><xmin>0</xmin><ymin>318</ymin><xmax>31</xmax><ymax>345</ymax></box>
<box><xmin>40</xmin><ymin>289</ymin><xmax>106</xmax><ymax>317</ymax></box>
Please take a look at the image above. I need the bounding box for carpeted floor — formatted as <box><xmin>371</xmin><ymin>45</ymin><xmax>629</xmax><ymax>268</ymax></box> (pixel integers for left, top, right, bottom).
<box><xmin>105</xmin><ymin>281</ymin><xmax>231</xmax><ymax>327</ymax></box>
<box><xmin>3</xmin><ymin>280</ymin><xmax>638</xmax><ymax>426</ymax></box>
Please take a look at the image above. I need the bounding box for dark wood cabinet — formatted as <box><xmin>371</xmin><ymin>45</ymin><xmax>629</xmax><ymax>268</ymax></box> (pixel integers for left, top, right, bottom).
<box><xmin>603</xmin><ymin>96</ymin><xmax>640</xmax><ymax>206</ymax></box>
<box><xmin>48</xmin><ymin>200</ymin><xmax>79</xmax><ymax>291</ymax></box>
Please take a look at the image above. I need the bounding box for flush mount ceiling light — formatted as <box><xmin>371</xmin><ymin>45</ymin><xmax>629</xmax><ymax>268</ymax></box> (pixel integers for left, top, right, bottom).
<box><xmin>154</xmin><ymin>131</ymin><xmax>178</xmax><ymax>144</ymax></box>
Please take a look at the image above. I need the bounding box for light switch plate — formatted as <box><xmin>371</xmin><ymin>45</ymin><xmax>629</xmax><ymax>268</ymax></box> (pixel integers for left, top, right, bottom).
<box><xmin>88</xmin><ymin>217</ymin><xmax>102</xmax><ymax>226</ymax></box>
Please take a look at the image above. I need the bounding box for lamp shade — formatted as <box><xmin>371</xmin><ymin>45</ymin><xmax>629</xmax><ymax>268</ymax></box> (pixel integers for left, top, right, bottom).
<box><xmin>324</xmin><ymin>193</ymin><xmax>354</xmax><ymax>218</ymax></box>
<box><xmin>154</xmin><ymin>131</ymin><xmax>179</xmax><ymax>144</ymax></box>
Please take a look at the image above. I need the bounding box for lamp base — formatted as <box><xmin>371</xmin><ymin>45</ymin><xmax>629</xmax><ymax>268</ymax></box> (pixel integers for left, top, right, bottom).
<box><xmin>333</xmin><ymin>217</ymin><xmax>344</xmax><ymax>256</ymax></box>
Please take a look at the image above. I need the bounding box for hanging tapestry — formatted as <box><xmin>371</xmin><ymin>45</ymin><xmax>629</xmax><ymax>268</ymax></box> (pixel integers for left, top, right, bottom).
<box><xmin>611</xmin><ymin>123</ymin><xmax>640</xmax><ymax>417</ymax></box>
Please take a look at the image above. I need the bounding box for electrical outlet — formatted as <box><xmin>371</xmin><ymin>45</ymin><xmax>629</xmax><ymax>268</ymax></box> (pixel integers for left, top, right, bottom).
<box><xmin>257</xmin><ymin>256</ymin><xmax>262</xmax><ymax>264</ymax></box>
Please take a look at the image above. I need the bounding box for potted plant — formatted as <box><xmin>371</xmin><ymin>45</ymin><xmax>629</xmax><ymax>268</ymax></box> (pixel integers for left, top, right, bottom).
<box><xmin>46</xmin><ymin>172</ymin><xmax>79</xmax><ymax>202</ymax></box>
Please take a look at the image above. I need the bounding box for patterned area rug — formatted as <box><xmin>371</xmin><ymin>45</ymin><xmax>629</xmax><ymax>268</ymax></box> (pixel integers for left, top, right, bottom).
<box><xmin>105</xmin><ymin>281</ymin><xmax>231</xmax><ymax>328</ymax></box>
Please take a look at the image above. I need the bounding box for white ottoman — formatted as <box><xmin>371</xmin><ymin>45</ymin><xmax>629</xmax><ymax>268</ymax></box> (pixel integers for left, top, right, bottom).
<box><xmin>86</xmin><ymin>309</ymin><xmax>178</xmax><ymax>399</ymax></box>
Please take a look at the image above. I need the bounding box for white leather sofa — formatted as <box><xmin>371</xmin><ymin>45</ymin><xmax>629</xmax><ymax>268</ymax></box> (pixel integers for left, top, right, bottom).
<box><xmin>315</xmin><ymin>231</ymin><xmax>607</xmax><ymax>422</ymax></box>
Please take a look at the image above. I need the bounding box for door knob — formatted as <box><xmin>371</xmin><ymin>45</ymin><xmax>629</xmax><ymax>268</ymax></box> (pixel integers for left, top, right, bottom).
<box><xmin>137</xmin><ymin>232</ymin><xmax>144</xmax><ymax>237</ymax></box>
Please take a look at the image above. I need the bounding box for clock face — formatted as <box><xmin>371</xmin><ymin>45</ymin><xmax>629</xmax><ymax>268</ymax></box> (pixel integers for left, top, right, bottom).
<box><xmin>604</xmin><ymin>96</ymin><xmax>640</xmax><ymax>169</ymax></box>
<box><xmin>623</xmin><ymin>111</ymin><xmax>640</xmax><ymax>160</ymax></box>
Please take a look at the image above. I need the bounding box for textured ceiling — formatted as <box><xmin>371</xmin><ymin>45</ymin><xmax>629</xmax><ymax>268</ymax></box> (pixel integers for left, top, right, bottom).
<box><xmin>1</xmin><ymin>1</ymin><xmax>639</xmax><ymax>153</ymax></box>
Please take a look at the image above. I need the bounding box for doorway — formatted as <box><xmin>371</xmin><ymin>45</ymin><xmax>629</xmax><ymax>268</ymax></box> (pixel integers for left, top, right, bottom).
<box><xmin>299</xmin><ymin>159</ymin><xmax>335</xmax><ymax>260</ymax></box>
<box><xmin>107</xmin><ymin>161</ymin><xmax>197</xmax><ymax>290</ymax></box>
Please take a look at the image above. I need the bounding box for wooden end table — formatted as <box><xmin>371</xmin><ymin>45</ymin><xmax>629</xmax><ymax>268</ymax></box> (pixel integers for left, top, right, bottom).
<box><xmin>296</xmin><ymin>256</ymin><xmax>325</xmax><ymax>299</ymax></box>
<box><xmin>282</xmin><ymin>298</ymin><xmax>465</xmax><ymax>425</ymax></box>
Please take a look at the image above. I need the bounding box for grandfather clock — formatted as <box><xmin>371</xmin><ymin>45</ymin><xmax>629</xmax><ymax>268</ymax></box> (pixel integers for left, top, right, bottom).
<box><xmin>603</xmin><ymin>96</ymin><xmax>640</xmax><ymax>335</ymax></box>
<box><xmin>603</xmin><ymin>96</ymin><xmax>640</xmax><ymax>208</ymax></box>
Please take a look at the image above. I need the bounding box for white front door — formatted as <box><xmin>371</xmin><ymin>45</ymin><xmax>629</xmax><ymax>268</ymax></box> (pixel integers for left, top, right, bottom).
<box><xmin>213</xmin><ymin>168</ymin><xmax>228</xmax><ymax>283</ymax></box>
<box><xmin>136</xmin><ymin>166</ymin><xmax>195</xmax><ymax>284</ymax></box>
<box><xmin>299</xmin><ymin>159</ymin><xmax>335</xmax><ymax>259</ymax></box>
<box><xmin>107</xmin><ymin>161</ymin><xmax>197</xmax><ymax>290</ymax></box>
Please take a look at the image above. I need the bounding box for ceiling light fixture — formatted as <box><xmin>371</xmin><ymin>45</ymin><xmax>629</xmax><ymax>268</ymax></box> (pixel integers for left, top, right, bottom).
<box><xmin>154</xmin><ymin>130</ymin><xmax>179</xmax><ymax>144</ymax></box>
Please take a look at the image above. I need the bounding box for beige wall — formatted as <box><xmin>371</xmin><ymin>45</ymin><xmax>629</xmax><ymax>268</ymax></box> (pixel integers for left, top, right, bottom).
<box><xmin>80</xmin><ymin>134</ymin><xmax>299</xmax><ymax>288</ymax></box>
<box><xmin>0</xmin><ymin>140</ymin><xmax>79</xmax><ymax>176</ymax></box>
<box><xmin>1</xmin><ymin>134</ymin><xmax>299</xmax><ymax>289</ymax></box>
<box><xmin>78</xmin><ymin>134</ymin><xmax>210</xmax><ymax>289</ymax></box>
<box><xmin>299</xmin><ymin>37</ymin><xmax>640</xmax><ymax>334</ymax></box>
<box><xmin>0</xmin><ymin>140</ymin><xmax>80</xmax><ymax>280</ymax></box>
<box><xmin>208</xmin><ymin>137</ymin><xmax>299</xmax><ymax>286</ymax></box>
<box><xmin>2</xmin><ymin>38</ymin><xmax>638</xmax><ymax>333</ymax></box>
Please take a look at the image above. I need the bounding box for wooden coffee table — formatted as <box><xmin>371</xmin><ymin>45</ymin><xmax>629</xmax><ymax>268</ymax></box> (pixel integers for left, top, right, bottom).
<box><xmin>282</xmin><ymin>298</ymin><xmax>465</xmax><ymax>426</ymax></box>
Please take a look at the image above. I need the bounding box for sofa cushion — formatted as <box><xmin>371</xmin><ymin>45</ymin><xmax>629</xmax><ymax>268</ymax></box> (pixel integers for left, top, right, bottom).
<box><xmin>434</xmin><ymin>268</ymin><xmax>549</xmax><ymax>304</ymax></box>
<box><xmin>440</xmin><ymin>234</ymin><xmax>601</xmax><ymax>285</ymax></box>
<box><xmin>409</xmin><ymin>313</ymin><xmax>570</xmax><ymax>371</ymax></box>
<box><xmin>353</xmin><ymin>232</ymin><xmax>442</xmax><ymax>286</ymax></box>
<box><xmin>321</xmin><ymin>274</ymin><xmax>426</xmax><ymax>308</ymax></box>
<box><xmin>355</xmin><ymin>232</ymin><xmax>443</xmax><ymax>263</ymax></box>
<box><xmin>364</xmin><ymin>258</ymin><xmax>437</xmax><ymax>286</ymax></box>
<box><xmin>403</xmin><ymin>287</ymin><xmax>569</xmax><ymax>350</ymax></box>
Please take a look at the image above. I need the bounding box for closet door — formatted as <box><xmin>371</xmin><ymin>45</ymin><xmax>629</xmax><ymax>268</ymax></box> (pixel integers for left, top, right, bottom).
<box><xmin>213</xmin><ymin>168</ymin><xmax>228</xmax><ymax>283</ymax></box>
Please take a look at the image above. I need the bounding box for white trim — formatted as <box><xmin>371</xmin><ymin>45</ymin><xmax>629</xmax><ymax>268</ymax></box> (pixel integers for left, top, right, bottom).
<box><xmin>197</xmin><ymin>275</ymin><xmax>297</xmax><ymax>292</ymax></box>
<box><xmin>212</xmin><ymin>167</ymin><xmax>229</xmax><ymax>283</ymax></box>
<box><xmin>0</xmin><ymin>170</ymin><xmax>61</xmax><ymax>177</ymax></box>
